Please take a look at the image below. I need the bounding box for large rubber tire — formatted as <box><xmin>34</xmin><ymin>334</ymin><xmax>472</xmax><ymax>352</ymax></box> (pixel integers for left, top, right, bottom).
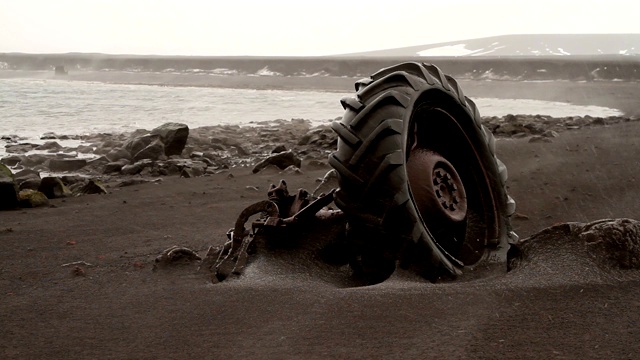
<box><xmin>329</xmin><ymin>62</ymin><xmax>517</xmax><ymax>284</ymax></box>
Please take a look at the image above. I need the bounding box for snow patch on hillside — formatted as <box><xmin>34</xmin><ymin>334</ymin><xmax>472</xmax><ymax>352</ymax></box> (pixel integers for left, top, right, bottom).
<box><xmin>417</xmin><ymin>44</ymin><xmax>477</xmax><ymax>56</ymax></box>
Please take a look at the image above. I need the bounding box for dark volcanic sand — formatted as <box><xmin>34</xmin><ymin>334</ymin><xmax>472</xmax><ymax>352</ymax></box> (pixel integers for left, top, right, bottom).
<box><xmin>1</xmin><ymin>78</ymin><xmax>640</xmax><ymax>359</ymax></box>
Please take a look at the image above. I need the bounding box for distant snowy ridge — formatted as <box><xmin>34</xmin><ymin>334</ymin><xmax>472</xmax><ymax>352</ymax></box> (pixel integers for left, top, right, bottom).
<box><xmin>344</xmin><ymin>34</ymin><xmax>640</xmax><ymax>57</ymax></box>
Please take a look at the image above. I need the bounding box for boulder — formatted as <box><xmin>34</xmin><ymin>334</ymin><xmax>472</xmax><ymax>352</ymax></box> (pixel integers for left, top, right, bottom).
<box><xmin>47</xmin><ymin>158</ymin><xmax>88</xmax><ymax>172</ymax></box>
<box><xmin>40</xmin><ymin>132</ymin><xmax>59</xmax><ymax>140</ymax></box>
<box><xmin>106</xmin><ymin>147</ymin><xmax>132</xmax><ymax>162</ymax></box>
<box><xmin>38</xmin><ymin>177</ymin><xmax>71</xmax><ymax>199</ymax></box>
<box><xmin>103</xmin><ymin>159</ymin><xmax>129</xmax><ymax>174</ymax></box>
<box><xmin>86</xmin><ymin>156</ymin><xmax>110</xmax><ymax>168</ymax></box>
<box><xmin>271</xmin><ymin>145</ymin><xmax>287</xmax><ymax>154</ymax></box>
<box><xmin>5</xmin><ymin>143</ymin><xmax>38</xmax><ymax>154</ymax></box>
<box><xmin>121</xmin><ymin>159</ymin><xmax>153</xmax><ymax>175</ymax></box>
<box><xmin>14</xmin><ymin>168</ymin><xmax>40</xmax><ymax>180</ymax></box>
<box><xmin>18</xmin><ymin>178</ymin><xmax>42</xmax><ymax>191</ymax></box>
<box><xmin>124</xmin><ymin>134</ymin><xmax>160</xmax><ymax>156</ymax></box>
<box><xmin>77</xmin><ymin>145</ymin><xmax>95</xmax><ymax>154</ymax></box>
<box><xmin>1</xmin><ymin>155</ymin><xmax>22</xmax><ymax>166</ymax></box>
<box><xmin>18</xmin><ymin>189</ymin><xmax>50</xmax><ymax>208</ymax></box>
<box><xmin>77</xmin><ymin>179</ymin><xmax>108</xmax><ymax>195</ymax></box>
<box><xmin>252</xmin><ymin>151</ymin><xmax>302</xmax><ymax>174</ymax></box>
<box><xmin>0</xmin><ymin>163</ymin><xmax>18</xmax><ymax>210</ymax></box>
<box><xmin>133</xmin><ymin>139</ymin><xmax>165</xmax><ymax>162</ymax></box>
<box><xmin>180</xmin><ymin>167</ymin><xmax>204</xmax><ymax>178</ymax></box>
<box><xmin>20</xmin><ymin>154</ymin><xmax>53</xmax><ymax>167</ymax></box>
<box><xmin>35</xmin><ymin>141</ymin><xmax>63</xmax><ymax>151</ymax></box>
<box><xmin>150</xmin><ymin>122</ymin><xmax>189</xmax><ymax>156</ymax></box>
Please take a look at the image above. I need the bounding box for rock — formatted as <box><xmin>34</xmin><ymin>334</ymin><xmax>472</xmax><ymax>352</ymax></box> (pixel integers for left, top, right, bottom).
<box><xmin>0</xmin><ymin>163</ymin><xmax>18</xmax><ymax>210</ymax></box>
<box><xmin>103</xmin><ymin>159</ymin><xmax>129</xmax><ymax>174</ymax></box>
<box><xmin>86</xmin><ymin>156</ymin><xmax>110</xmax><ymax>167</ymax></box>
<box><xmin>282</xmin><ymin>165</ymin><xmax>302</xmax><ymax>175</ymax></box>
<box><xmin>35</xmin><ymin>141</ymin><xmax>62</xmax><ymax>151</ymax></box>
<box><xmin>38</xmin><ymin>177</ymin><xmax>71</xmax><ymax>199</ymax></box>
<box><xmin>124</xmin><ymin>134</ymin><xmax>160</xmax><ymax>156</ymax></box>
<box><xmin>271</xmin><ymin>145</ymin><xmax>287</xmax><ymax>154</ymax></box>
<box><xmin>180</xmin><ymin>167</ymin><xmax>204</xmax><ymax>178</ymax></box>
<box><xmin>133</xmin><ymin>139</ymin><xmax>165</xmax><ymax>162</ymax></box>
<box><xmin>528</xmin><ymin>136</ymin><xmax>552</xmax><ymax>143</ymax></box>
<box><xmin>18</xmin><ymin>178</ymin><xmax>42</xmax><ymax>191</ymax></box>
<box><xmin>150</xmin><ymin>122</ymin><xmax>189</xmax><ymax>156</ymax></box>
<box><xmin>542</xmin><ymin>130</ymin><xmax>560</xmax><ymax>138</ymax></box>
<box><xmin>5</xmin><ymin>143</ymin><xmax>38</xmax><ymax>154</ymax></box>
<box><xmin>106</xmin><ymin>147</ymin><xmax>132</xmax><ymax>162</ymax></box>
<box><xmin>47</xmin><ymin>158</ymin><xmax>88</xmax><ymax>172</ymax></box>
<box><xmin>60</xmin><ymin>175</ymin><xmax>86</xmax><ymax>186</ymax></box>
<box><xmin>496</xmin><ymin>123</ymin><xmax>528</xmax><ymax>136</ymax></box>
<box><xmin>578</xmin><ymin>218</ymin><xmax>640</xmax><ymax>269</ymax></box>
<box><xmin>252</xmin><ymin>151</ymin><xmax>302</xmax><ymax>174</ymax></box>
<box><xmin>77</xmin><ymin>145</ymin><xmax>95</xmax><ymax>154</ymax></box>
<box><xmin>40</xmin><ymin>132</ymin><xmax>59</xmax><ymax>140</ymax></box>
<box><xmin>121</xmin><ymin>159</ymin><xmax>153</xmax><ymax>175</ymax></box>
<box><xmin>14</xmin><ymin>168</ymin><xmax>40</xmax><ymax>179</ymax></box>
<box><xmin>78</xmin><ymin>179</ymin><xmax>108</xmax><ymax>195</ymax></box>
<box><xmin>20</xmin><ymin>154</ymin><xmax>53</xmax><ymax>167</ymax></box>
<box><xmin>231</xmin><ymin>144</ymin><xmax>250</xmax><ymax>157</ymax></box>
<box><xmin>1</xmin><ymin>155</ymin><xmax>22</xmax><ymax>167</ymax></box>
<box><xmin>18</xmin><ymin>189</ymin><xmax>50</xmax><ymax>208</ymax></box>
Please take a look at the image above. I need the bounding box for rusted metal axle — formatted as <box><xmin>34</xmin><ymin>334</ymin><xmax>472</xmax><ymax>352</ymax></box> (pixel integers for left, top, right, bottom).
<box><xmin>202</xmin><ymin>180</ymin><xmax>342</xmax><ymax>283</ymax></box>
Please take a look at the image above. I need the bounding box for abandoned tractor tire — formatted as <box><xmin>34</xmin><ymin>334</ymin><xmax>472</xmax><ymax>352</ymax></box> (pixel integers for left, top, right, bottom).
<box><xmin>329</xmin><ymin>62</ymin><xmax>517</xmax><ymax>284</ymax></box>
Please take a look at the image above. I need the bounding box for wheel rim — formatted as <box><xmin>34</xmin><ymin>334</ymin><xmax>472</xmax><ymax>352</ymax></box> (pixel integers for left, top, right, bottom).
<box><xmin>406</xmin><ymin>105</ymin><xmax>498</xmax><ymax>265</ymax></box>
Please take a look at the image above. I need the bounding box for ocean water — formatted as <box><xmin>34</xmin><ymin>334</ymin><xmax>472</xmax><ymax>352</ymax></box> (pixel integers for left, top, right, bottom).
<box><xmin>0</xmin><ymin>77</ymin><xmax>623</xmax><ymax>156</ymax></box>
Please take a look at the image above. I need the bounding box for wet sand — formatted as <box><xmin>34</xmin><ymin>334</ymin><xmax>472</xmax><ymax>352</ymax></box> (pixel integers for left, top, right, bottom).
<box><xmin>1</xmin><ymin>76</ymin><xmax>640</xmax><ymax>359</ymax></box>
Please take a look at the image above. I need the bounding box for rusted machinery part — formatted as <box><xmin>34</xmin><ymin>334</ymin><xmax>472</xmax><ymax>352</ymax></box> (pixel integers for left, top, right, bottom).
<box><xmin>210</xmin><ymin>185</ymin><xmax>342</xmax><ymax>283</ymax></box>
<box><xmin>232</xmin><ymin>200</ymin><xmax>279</xmax><ymax>243</ymax></box>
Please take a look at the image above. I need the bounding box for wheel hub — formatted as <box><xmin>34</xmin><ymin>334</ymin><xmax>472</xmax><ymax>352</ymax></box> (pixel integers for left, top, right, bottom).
<box><xmin>407</xmin><ymin>150</ymin><xmax>467</xmax><ymax>224</ymax></box>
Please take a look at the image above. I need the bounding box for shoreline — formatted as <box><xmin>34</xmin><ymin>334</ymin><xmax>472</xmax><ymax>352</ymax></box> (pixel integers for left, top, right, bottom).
<box><xmin>3</xmin><ymin>70</ymin><xmax>640</xmax><ymax>116</ymax></box>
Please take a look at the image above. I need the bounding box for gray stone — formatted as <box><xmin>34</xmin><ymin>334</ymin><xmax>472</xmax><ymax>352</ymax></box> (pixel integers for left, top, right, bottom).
<box><xmin>21</xmin><ymin>154</ymin><xmax>53</xmax><ymax>167</ymax></box>
<box><xmin>133</xmin><ymin>139</ymin><xmax>165</xmax><ymax>162</ymax></box>
<box><xmin>0</xmin><ymin>163</ymin><xmax>18</xmax><ymax>210</ymax></box>
<box><xmin>124</xmin><ymin>134</ymin><xmax>160</xmax><ymax>156</ymax></box>
<box><xmin>78</xmin><ymin>179</ymin><xmax>108</xmax><ymax>195</ymax></box>
<box><xmin>150</xmin><ymin>122</ymin><xmax>189</xmax><ymax>156</ymax></box>
<box><xmin>1</xmin><ymin>155</ymin><xmax>22</xmax><ymax>166</ymax></box>
<box><xmin>106</xmin><ymin>147</ymin><xmax>132</xmax><ymax>162</ymax></box>
<box><xmin>35</xmin><ymin>141</ymin><xmax>62</xmax><ymax>151</ymax></box>
<box><xmin>18</xmin><ymin>178</ymin><xmax>42</xmax><ymax>191</ymax></box>
<box><xmin>121</xmin><ymin>159</ymin><xmax>153</xmax><ymax>175</ymax></box>
<box><xmin>5</xmin><ymin>143</ymin><xmax>38</xmax><ymax>154</ymax></box>
<box><xmin>38</xmin><ymin>177</ymin><xmax>71</xmax><ymax>199</ymax></box>
<box><xmin>271</xmin><ymin>145</ymin><xmax>287</xmax><ymax>154</ymax></box>
<box><xmin>103</xmin><ymin>159</ymin><xmax>129</xmax><ymax>174</ymax></box>
<box><xmin>578</xmin><ymin>218</ymin><xmax>640</xmax><ymax>269</ymax></box>
<box><xmin>18</xmin><ymin>189</ymin><xmax>50</xmax><ymax>208</ymax></box>
<box><xmin>252</xmin><ymin>151</ymin><xmax>302</xmax><ymax>174</ymax></box>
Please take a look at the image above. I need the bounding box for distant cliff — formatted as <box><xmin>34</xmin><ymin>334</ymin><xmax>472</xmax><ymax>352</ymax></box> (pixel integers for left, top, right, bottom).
<box><xmin>1</xmin><ymin>53</ymin><xmax>639</xmax><ymax>81</ymax></box>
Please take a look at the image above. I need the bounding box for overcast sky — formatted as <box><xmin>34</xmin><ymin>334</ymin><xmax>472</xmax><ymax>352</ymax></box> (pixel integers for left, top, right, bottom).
<box><xmin>1</xmin><ymin>0</ymin><xmax>638</xmax><ymax>56</ymax></box>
